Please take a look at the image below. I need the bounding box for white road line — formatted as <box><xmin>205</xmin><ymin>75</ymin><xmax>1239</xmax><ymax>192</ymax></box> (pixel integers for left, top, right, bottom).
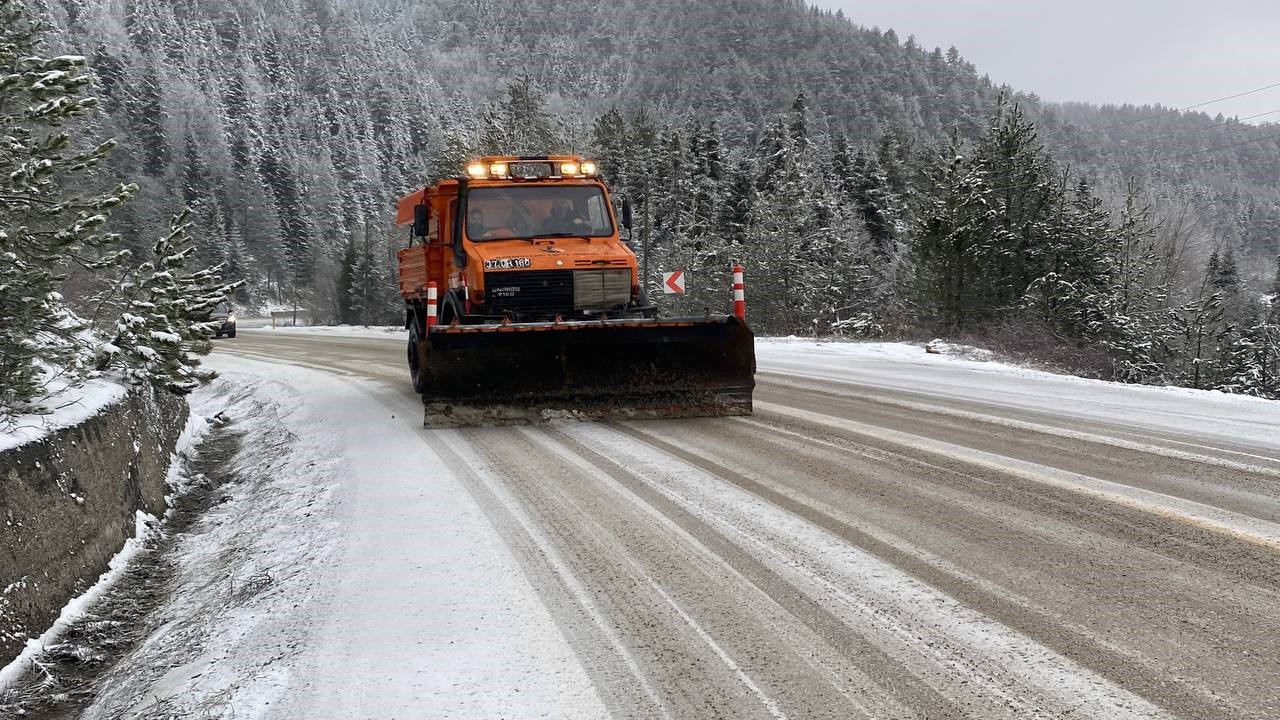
<box><xmin>758</xmin><ymin>400</ymin><xmax>1280</xmax><ymax>553</ymax></box>
<box><xmin>645</xmin><ymin>578</ymin><xmax>788</xmax><ymax>720</ymax></box>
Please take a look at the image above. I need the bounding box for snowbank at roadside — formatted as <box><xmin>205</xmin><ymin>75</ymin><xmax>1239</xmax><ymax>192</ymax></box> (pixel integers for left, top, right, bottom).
<box><xmin>0</xmin><ymin>405</ymin><xmax>213</xmax><ymax>691</ymax></box>
<box><xmin>756</xmin><ymin>338</ymin><xmax>1280</xmax><ymax>453</ymax></box>
<box><xmin>249</xmin><ymin>324</ymin><xmax>406</xmax><ymax>340</ymax></box>
<box><xmin>65</xmin><ymin>355</ymin><xmax>603</xmax><ymax>719</ymax></box>
<box><xmin>0</xmin><ymin>377</ymin><xmax>127</xmax><ymax>453</ymax></box>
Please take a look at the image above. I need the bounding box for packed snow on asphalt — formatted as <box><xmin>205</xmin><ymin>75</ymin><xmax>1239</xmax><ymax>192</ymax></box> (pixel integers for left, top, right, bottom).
<box><xmin>6</xmin><ymin>334</ymin><xmax>1280</xmax><ymax>719</ymax></box>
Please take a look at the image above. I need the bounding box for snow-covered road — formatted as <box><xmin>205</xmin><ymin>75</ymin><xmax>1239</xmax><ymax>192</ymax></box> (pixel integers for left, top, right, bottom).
<box><xmin>68</xmin><ymin>329</ymin><xmax>1280</xmax><ymax>719</ymax></box>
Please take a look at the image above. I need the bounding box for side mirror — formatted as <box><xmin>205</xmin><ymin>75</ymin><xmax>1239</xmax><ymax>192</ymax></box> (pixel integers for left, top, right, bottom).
<box><xmin>413</xmin><ymin>204</ymin><xmax>429</xmax><ymax>238</ymax></box>
<box><xmin>621</xmin><ymin>199</ymin><xmax>633</xmax><ymax>231</ymax></box>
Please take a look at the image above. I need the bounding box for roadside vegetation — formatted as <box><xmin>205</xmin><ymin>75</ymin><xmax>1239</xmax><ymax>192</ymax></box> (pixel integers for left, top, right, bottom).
<box><xmin>0</xmin><ymin>0</ymin><xmax>237</xmax><ymax>421</ymax></box>
<box><xmin>9</xmin><ymin>0</ymin><xmax>1280</xmax><ymax>399</ymax></box>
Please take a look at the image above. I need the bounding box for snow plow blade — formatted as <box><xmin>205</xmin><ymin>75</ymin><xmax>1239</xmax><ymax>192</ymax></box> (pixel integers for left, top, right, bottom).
<box><xmin>419</xmin><ymin>316</ymin><xmax>755</xmax><ymax>427</ymax></box>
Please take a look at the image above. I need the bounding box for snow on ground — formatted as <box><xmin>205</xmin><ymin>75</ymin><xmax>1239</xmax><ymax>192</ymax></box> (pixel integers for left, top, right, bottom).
<box><xmin>0</xmin><ymin>376</ymin><xmax>126</xmax><ymax>453</ymax></box>
<box><xmin>756</xmin><ymin>338</ymin><xmax>1280</xmax><ymax>453</ymax></box>
<box><xmin>0</xmin><ymin>511</ymin><xmax>153</xmax><ymax>691</ymax></box>
<box><xmin>0</xmin><ymin>403</ymin><xmax>211</xmax><ymax>691</ymax></box>
<box><xmin>71</xmin><ymin>354</ymin><xmax>603</xmax><ymax>719</ymax></box>
<box><xmin>250</xmin><ymin>323</ymin><xmax>407</xmax><ymax>339</ymax></box>
<box><xmin>233</xmin><ymin>325</ymin><xmax>1278</xmax><ymax>451</ymax></box>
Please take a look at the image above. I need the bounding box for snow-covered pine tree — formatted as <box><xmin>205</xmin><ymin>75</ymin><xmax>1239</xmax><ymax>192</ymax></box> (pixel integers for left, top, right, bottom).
<box><xmin>0</xmin><ymin>0</ymin><xmax>136</xmax><ymax>416</ymax></box>
<box><xmin>850</xmin><ymin>146</ymin><xmax>900</xmax><ymax>261</ymax></box>
<box><xmin>337</xmin><ymin>236</ymin><xmax>360</xmax><ymax>325</ymax></box>
<box><xmin>345</xmin><ymin>229</ymin><xmax>379</xmax><ymax>327</ymax></box>
<box><xmin>973</xmin><ymin>97</ymin><xmax>1058</xmax><ymax>313</ymax></box>
<box><xmin>97</xmin><ymin>211</ymin><xmax>241</xmax><ymax>394</ymax></box>
<box><xmin>1270</xmin><ymin>255</ymin><xmax>1280</xmax><ymax>323</ymax></box>
<box><xmin>1215</xmin><ymin>308</ymin><xmax>1270</xmax><ymax>397</ymax></box>
<box><xmin>480</xmin><ymin>75</ymin><xmax>562</xmax><ymax>155</ymax></box>
<box><xmin>1094</xmin><ymin>183</ymin><xmax>1172</xmax><ymax>382</ymax></box>
<box><xmin>1262</xmin><ymin>256</ymin><xmax>1280</xmax><ymax>396</ymax></box>
<box><xmin>590</xmin><ymin>106</ymin><xmax>626</xmax><ymax>187</ymax></box>
<box><xmin>911</xmin><ymin>130</ymin><xmax>994</xmax><ymax>329</ymax></box>
<box><xmin>682</xmin><ymin>119</ymin><xmax>730</xmax><ymax>314</ymax></box>
<box><xmin>749</xmin><ymin>116</ymin><xmax>802</xmax><ymax>332</ymax></box>
<box><xmin>1202</xmin><ymin>247</ymin><xmax>1280</xmax><ymax>397</ymax></box>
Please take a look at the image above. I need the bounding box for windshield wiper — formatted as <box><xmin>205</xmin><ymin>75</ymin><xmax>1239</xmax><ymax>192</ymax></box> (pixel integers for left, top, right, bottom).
<box><xmin>535</xmin><ymin>232</ymin><xmax>595</xmax><ymax>240</ymax></box>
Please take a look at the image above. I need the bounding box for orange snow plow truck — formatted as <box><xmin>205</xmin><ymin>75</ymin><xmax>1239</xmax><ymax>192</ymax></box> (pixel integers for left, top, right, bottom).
<box><xmin>396</xmin><ymin>155</ymin><xmax>755</xmax><ymax>426</ymax></box>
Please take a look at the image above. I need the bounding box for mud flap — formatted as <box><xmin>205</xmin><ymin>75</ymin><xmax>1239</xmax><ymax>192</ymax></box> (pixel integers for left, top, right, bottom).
<box><xmin>419</xmin><ymin>316</ymin><xmax>755</xmax><ymax>427</ymax></box>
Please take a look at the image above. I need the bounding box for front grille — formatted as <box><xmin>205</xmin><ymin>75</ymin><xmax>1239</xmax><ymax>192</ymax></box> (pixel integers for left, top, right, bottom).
<box><xmin>483</xmin><ymin>269</ymin><xmax>631</xmax><ymax>319</ymax></box>
<box><xmin>574</xmin><ymin>269</ymin><xmax>631</xmax><ymax>310</ymax></box>
<box><xmin>484</xmin><ymin>269</ymin><xmax>573</xmax><ymax>318</ymax></box>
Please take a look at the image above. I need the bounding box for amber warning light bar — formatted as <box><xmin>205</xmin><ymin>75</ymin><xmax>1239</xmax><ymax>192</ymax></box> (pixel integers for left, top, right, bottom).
<box><xmin>465</xmin><ymin>156</ymin><xmax>598</xmax><ymax>180</ymax></box>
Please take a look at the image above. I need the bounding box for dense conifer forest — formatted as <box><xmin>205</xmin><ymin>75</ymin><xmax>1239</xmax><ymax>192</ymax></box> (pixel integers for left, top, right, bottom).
<box><xmin>14</xmin><ymin>0</ymin><xmax>1280</xmax><ymax>396</ymax></box>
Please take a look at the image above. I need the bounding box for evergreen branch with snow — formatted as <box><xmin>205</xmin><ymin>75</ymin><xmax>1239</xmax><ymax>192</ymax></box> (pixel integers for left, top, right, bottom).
<box><xmin>96</xmin><ymin>210</ymin><xmax>243</xmax><ymax>394</ymax></box>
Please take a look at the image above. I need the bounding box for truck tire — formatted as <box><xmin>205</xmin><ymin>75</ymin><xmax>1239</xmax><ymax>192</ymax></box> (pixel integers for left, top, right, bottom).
<box><xmin>407</xmin><ymin>321</ymin><xmax>430</xmax><ymax>394</ymax></box>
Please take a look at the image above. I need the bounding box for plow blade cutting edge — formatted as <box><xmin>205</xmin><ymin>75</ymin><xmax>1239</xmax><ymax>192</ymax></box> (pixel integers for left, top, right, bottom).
<box><xmin>417</xmin><ymin>316</ymin><xmax>755</xmax><ymax>427</ymax></box>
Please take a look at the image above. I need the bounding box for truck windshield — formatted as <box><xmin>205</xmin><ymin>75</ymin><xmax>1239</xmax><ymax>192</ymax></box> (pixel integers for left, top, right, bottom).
<box><xmin>465</xmin><ymin>185</ymin><xmax>614</xmax><ymax>241</ymax></box>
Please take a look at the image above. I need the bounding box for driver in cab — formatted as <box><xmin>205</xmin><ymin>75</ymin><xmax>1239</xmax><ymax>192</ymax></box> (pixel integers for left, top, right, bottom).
<box><xmin>467</xmin><ymin>203</ymin><xmax>517</xmax><ymax>240</ymax></box>
<box><xmin>547</xmin><ymin>198</ymin><xmax>589</xmax><ymax>234</ymax></box>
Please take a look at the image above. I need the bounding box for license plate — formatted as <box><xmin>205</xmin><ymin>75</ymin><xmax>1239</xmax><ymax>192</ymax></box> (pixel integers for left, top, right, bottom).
<box><xmin>484</xmin><ymin>257</ymin><xmax>532</xmax><ymax>270</ymax></box>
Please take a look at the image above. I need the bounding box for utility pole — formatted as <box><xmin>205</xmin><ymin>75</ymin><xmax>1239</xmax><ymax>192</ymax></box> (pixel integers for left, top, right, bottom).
<box><xmin>642</xmin><ymin>182</ymin><xmax>651</xmax><ymax>298</ymax></box>
<box><xmin>361</xmin><ymin>223</ymin><xmax>371</xmax><ymax>327</ymax></box>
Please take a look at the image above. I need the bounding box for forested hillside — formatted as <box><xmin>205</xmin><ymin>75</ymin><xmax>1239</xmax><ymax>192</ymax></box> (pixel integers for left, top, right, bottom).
<box><xmin>20</xmin><ymin>0</ymin><xmax>1280</xmax><ymax>395</ymax></box>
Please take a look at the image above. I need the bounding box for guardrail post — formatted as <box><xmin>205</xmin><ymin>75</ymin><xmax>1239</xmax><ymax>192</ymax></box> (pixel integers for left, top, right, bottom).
<box><xmin>732</xmin><ymin>264</ymin><xmax>746</xmax><ymax>321</ymax></box>
<box><xmin>426</xmin><ymin>281</ymin><xmax>438</xmax><ymax>328</ymax></box>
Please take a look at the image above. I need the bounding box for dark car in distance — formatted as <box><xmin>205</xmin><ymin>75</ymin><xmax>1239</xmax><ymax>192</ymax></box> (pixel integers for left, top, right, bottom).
<box><xmin>213</xmin><ymin>303</ymin><xmax>236</xmax><ymax>338</ymax></box>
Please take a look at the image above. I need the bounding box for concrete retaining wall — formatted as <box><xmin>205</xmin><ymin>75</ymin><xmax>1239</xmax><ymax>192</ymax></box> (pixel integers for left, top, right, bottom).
<box><xmin>0</xmin><ymin>386</ymin><xmax>187</xmax><ymax>665</ymax></box>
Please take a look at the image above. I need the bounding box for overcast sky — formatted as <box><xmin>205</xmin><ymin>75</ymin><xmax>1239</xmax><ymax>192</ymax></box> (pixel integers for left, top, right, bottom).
<box><xmin>809</xmin><ymin>0</ymin><xmax>1280</xmax><ymax>122</ymax></box>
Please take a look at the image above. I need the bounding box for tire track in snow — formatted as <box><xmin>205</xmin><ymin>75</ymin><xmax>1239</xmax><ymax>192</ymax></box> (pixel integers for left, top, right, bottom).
<box><xmin>444</xmin><ymin>427</ymin><xmax>898</xmax><ymax>718</ymax></box>
<box><xmin>594</xmin><ymin>421</ymin><xmax>1239</xmax><ymax>720</ymax></box>
<box><xmin>422</xmin><ymin>430</ymin><xmax>675</xmax><ymax>720</ymax></box>
<box><xmin>516</xmin><ymin>426</ymin><xmax>924</xmax><ymax>720</ymax></box>
<box><xmin>212</xmin><ymin>332</ymin><xmax>1280</xmax><ymax>717</ymax></box>
<box><xmin>757</xmin><ymin>401</ymin><xmax>1280</xmax><ymax>555</ymax></box>
<box><xmin>757</xmin><ymin>369</ymin><xmax>1280</xmax><ymax>473</ymax></box>
<box><xmin>636</xmin><ymin>412</ymin><xmax>1280</xmax><ymax>718</ymax></box>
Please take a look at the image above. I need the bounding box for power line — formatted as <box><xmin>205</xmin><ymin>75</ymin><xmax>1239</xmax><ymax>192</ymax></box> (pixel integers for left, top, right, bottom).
<box><xmin>1095</xmin><ymin>80</ymin><xmax>1280</xmax><ymax>132</ymax></box>
<box><xmin>932</xmin><ymin>128</ymin><xmax>1280</xmax><ymax>199</ymax></box>
<box><xmin>920</xmin><ymin>84</ymin><xmax>1280</xmax><ymax>199</ymax></box>
<box><xmin>1139</xmin><ymin>106</ymin><xmax>1280</xmax><ymax>143</ymax></box>
<box><xmin>1168</xmin><ymin>128</ymin><xmax>1280</xmax><ymax>162</ymax></box>
<box><xmin>1216</xmin><ymin>106</ymin><xmax>1280</xmax><ymax>124</ymax></box>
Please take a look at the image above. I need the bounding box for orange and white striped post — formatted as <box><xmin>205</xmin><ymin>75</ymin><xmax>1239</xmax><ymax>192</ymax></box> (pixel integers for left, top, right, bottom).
<box><xmin>732</xmin><ymin>264</ymin><xmax>746</xmax><ymax>321</ymax></box>
<box><xmin>426</xmin><ymin>281</ymin><xmax>438</xmax><ymax>328</ymax></box>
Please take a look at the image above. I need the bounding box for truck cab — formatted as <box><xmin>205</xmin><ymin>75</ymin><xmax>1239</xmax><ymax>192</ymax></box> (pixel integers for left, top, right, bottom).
<box><xmin>396</xmin><ymin>155</ymin><xmax>646</xmax><ymax>327</ymax></box>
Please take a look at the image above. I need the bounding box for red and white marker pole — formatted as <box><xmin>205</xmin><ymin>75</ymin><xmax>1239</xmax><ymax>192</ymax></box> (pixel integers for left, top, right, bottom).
<box><xmin>732</xmin><ymin>264</ymin><xmax>746</xmax><ymax>321</ymax></box>
<box><xmin>426</xmin><ymin>281</ymin><xmax>438</xmax><ymax>328</ymax></box>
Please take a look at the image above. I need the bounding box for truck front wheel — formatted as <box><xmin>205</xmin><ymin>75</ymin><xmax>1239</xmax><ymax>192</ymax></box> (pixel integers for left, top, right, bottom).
<box><xmin>407</xmin><ymin>321</ymin><xmax>430</xmax><ymax>394</ymax></box>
